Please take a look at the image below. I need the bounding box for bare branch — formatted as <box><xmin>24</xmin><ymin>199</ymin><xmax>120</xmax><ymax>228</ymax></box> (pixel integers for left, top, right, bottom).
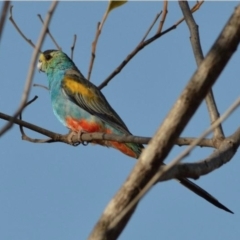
<box><xmin>179</xmin><ymin>0</ymin><xmax>224</xmax><ymax>140</ymax></box>
<box><xmin>89</xmin><ymin>5</ymin><xmax>240</xmax><ymax>239</ymax></box>
<box><xmin>87</xmin><ymin>22</ymin><xmax>100</xmax><ymax>81</ymax></box>
<box><xmin>174</xmin><ymin>1</ymin><xmax>204</xmax><ymax>26</ymax></box>
<box><xmin>156</xmin><ymin>0</ymin><xmax>168</xmax><ymax>34</ymax></box>
<box><xmin>19</xmin><ymin>96</ymin><xmax>52</xmax><ymax>143</ymax></box>
<box><xmin>164</xmin><ymin>128</ymin><xmax>240</xmax><ymax>181</ymax></box>
<box><xmin>98</xmin><ymin>2</ymin><xmax>204</xmax><ymax>90</ymax></box>
<box><xmin>141</xmin><ymin>11</ymin><xmax>162</xmax><ymax>43</ymax></box>
<box><xmin>0</xmin><ymin>1</ymin><xmax>10</xmax><ymax>43</ymax></box>
<box><xmin>106</xmin><ymin>96</ymin><xmax>240</xmax><ymax>232</ymax></box>
<box><xmin>37</xmin><ymin>13</ymin><xmax>61</xmax><ymax>50</ymax></box>
<box><xmin>0</xmin><ymin>1</ymin><xmax>58</xmax><ymax>137</ymax></box>
<box><xmin>176</xmin><ymin>137</ymin><xmax>213</xmax><ymax>147</ymax></box>
<box><xmin>9</xmin><ymin>5</ymin><xmax>35</xmax><ymax>48</ymax></box>
<box><xmin>71</xmin><ymin>34</ymin><xmax>77</xmax><ymax>60</ymax></box>
<box><xmin>33</xmin><ymin>83</ymin><xmax>49</xmax><ymax>90</ymax></box>
<box><xmin>0</xmin><ymin>109</ymin><xmax>215</xmax><ymax>148</ymax></box>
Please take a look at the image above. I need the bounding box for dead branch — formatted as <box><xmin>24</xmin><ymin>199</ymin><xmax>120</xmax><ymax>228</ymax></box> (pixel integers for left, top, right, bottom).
<box><xmin>98</xmin><ymin>1</ymin><xmax>204</xmax><ymax>90</ymax></box>
<box><xmin>0</xmin><ymin>1</ymin><xmax>58</xmax><ymax>137</ymax></box>
<box><xmin>37</xmin><ymin>13</ymin><xmax>61</xmax><ymax>50</ymax></box>
<box><xmin>9</xmin><ymin>5</ymin><xmax>36</xmax><ymax>48</ymax></box>
<box><xmin>88</xmin><ymin>5</ymin><xmax>240</xmax><ymax>239</ymax></box>
<box><xmin>0</xmin><ymin>110</ymin><xmax>214</xmax><ymax>147</ymax></box>
<box><xmin>179</xmin><ymin>1</ymin><xmax>224</xmax><ymax>140</ymax></box>
<box><xmin>141</xmin><ymin>11</ymin><xmax>162</xmax><ymax>42</ymax></box>
<box><xmin>71</xmin><ymin>34</ymin><xmax>77</xmax><ymax>60</ymax></box>
<box><xmin>33</xmin><ymin>83</ymin><xmax>49</xmax><ymax>90</ymax></box>
<box><xmin>87</xmin><ymin>22</ymin><xmax>100</xmax><ymax>81</ymax></box>
<box><xmin>0</xmin><ymin>1</ymin><xmax>10</xmax><ymax>43</ymax></box>
<box><xmin>174</xmin><ymin>1</ymin><xmax>204</xmax><ymax>26</ymax></box>
<box><xmin>157</xmin><ymin>0</ymin><xmax>168</xmax><ymax>34</ymax></box>
<box><xmin>100</xmin><ymin>96</ymin><xmax>240</xmax><ymax>231</ymax></box>
<box><xmin>162</xmin><ymin>127</ymin><xmax>240</xmax><ymax>181</ymax></box>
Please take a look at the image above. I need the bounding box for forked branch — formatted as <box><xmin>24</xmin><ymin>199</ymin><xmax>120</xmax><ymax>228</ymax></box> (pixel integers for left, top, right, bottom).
<box><xmin>179</xmin><ymin>1</ymin><xmax>224</xmax><ymax>140</ymax></box>
<box><xmin>88</xmin><ymin>5</ymin><xmax>240</xmax><ymax>239</ymax></box>
<box><xmin>0</xmin><ymin>1</ymin><xmax>58</xmax><ymax>137</ymax></box>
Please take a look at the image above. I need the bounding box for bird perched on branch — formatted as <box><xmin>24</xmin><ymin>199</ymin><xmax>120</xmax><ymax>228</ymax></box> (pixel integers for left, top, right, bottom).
<box><xmin>38</xmin><ymin>49</ymin><xmax>232</xmax><ymax>214</ymax></box>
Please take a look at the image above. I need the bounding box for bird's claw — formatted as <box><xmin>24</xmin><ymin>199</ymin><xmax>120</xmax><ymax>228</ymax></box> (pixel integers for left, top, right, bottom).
<box><xmin>66</xmin><ymin>130</ymin><xmax>88</xmax><ymax>146</ymax></box>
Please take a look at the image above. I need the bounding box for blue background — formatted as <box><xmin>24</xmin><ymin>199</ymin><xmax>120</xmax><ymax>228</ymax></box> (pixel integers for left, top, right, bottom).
<box><xmin>0</xmin><ymin>1</ymin><xmax>240</xmax><ymax>240</ymax></box>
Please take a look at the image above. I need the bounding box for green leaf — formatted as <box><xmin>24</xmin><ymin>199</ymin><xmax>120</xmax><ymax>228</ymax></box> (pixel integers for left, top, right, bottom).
<box><xmin>107</xmin><ymin>0</ymin><xmax>127</xmax><ymax>13</ymax></box>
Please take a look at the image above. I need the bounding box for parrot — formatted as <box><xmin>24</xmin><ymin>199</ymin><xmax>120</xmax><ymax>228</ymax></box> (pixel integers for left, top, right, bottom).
<box><xmin>37</xmin><ymin>49</ymin><xmax>232</xmax><ymax>214</ymax></box>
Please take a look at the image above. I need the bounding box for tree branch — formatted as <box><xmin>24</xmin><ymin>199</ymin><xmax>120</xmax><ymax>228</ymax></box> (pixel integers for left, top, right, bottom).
<box><xmin>141</xmin><ymin>11</ymin><xmax>162</xmax><ymax>43</ymax></box>
<box><xmin>88</xmin><ymin>5</ymin><xmax>240</xmax><ymax>239</ymax></box>
<box><xmin>0</xmin><ymin>110</ymin><xmax>214</xmax><ymax>147</ymax></box>
<box><xmin>101</xmin><ymin>96</ymin><xmax>240</xmax><ymax>232</ymax></box>
<box><xmin>87</xmin><ymin>22</ymin><xmax>100</xmax><ymax>81</ymax></box>
<box><xmin>162</xmin><ymin>127</ymin><xmax>240</xmax><ymax>181</ymax></box>
<box><xmin>9</xmin><ymin>5</ymin><xmax>36</xmax><ymax>48</ymax></box>
<box><xmin>0</xmin><ymin>1</ymin><xmax>10</xmax><ymax>44</ymax></box>
<box><xmin>70</xmin><ymin>34</ymin><xmax>77</xmax><ymax>60</ymax></box>
<box><xmin>179</xmin><ymin>0</ymin><xmax>224</xmax><ymax>140</ymax></box>
<box><xmin>0</xmin><ymin>1</ymin><xmax>58</xmax><ymax>137</ymax></box>
<box><xmin>156</xmin><ymin>0</ymin><xmax>168</xmax><ymax>34</ymax></box>
<box><xmin>37</xmin><ymin>13</ymin><xmax>61</xmax><ymax>50</ymax></box>
<box><xmin>98</xmin><ymin>1</ymin><xmax>204</xmax><ymax>90</ymax></box>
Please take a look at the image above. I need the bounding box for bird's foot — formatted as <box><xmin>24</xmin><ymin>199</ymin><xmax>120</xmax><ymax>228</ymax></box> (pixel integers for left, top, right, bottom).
<box><xmin>66</xmin><ymin>130</ymin><xmax>88</xmax><ymax>146</ymax></box>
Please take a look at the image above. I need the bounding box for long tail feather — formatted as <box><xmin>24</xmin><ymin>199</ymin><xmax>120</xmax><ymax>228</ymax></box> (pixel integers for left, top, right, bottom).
<box><xmin>116</xmin><ymin>142</ymin><xmax>233</xmax><ymax>214</ymax></box>
<box><xmin>177</xmin><ymin>177</ymin><xmax>233</xmax><ymax>214</ymax></box>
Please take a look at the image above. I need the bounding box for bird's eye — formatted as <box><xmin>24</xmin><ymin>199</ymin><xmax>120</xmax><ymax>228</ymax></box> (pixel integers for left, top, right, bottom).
<box><xmin>45</xmin><ymin>54</ymin><xmax>52</xmax><ymax>61</ymax></box>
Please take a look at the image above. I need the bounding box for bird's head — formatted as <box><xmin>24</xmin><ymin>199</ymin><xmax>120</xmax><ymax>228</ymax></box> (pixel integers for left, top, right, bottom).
<box><xmin>37</xmin><ymin>50</ymin><xmax>76</xmax><ymax>74</ymax></box>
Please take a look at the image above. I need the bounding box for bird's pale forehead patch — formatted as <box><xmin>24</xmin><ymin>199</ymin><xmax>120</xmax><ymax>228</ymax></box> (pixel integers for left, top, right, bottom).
<box><xmin>39</xmin><ymin>53</ymin><xmax>46</xmax><ymax>62</ymax></box>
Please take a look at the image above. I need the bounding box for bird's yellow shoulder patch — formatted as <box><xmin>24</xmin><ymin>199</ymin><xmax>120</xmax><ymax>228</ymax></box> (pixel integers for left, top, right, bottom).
<box><xmin>64</xmin><ymin>77</ymin><xmax>95</xmax><ymax>98</ymax></box>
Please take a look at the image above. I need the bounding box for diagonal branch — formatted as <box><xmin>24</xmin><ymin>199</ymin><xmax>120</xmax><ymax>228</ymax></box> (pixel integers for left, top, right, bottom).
<box><xmin>141</xmin><ymin>11</ymin><xmax>162</xmax><ymax>43</ymax></box>
<box><xmin>162</xmin><ymin>127</ymin><xmax>240</xmax><ymax>181</ymax></box>
<box><xmin>115</xmin><ymin>96</ymin><xmax>240</xmax><ymax>225</ymax></box>
<box><xmin>156</xmin><ymin>0</ymin><xmax>168</xmax><ymax>34</ymax></box>
<box><xmin>89</xmin><ymin>5</ymin><xmax>240</xmax><ymax>239</ymax></box>
<box><xmin>9</xmin><ymin>5</ymin><xmax>36</xmax><ymax>48</ymax></box>
<box><xmin>179</xmin><ymin>0</ymin><xmax>225</xmax><ymax>140</ymax></box>
<box><xmin>98</xmin><ymin>1</ymin><xmax>204</xmax><ymax>90</ymax></box>
<box><xmin>0</xmin><ymin>1</ymin><xmax>10</xmax><ymax>44</ymax></box>
<box><xmin>37</xmin><ymin>13</ymin><xmax>61</xmax><ymax>50</ymax></box>
<box><xmin>0</xmin><ymin>1</ymin><xmax>58</xmax><ymax>137</ymax></box>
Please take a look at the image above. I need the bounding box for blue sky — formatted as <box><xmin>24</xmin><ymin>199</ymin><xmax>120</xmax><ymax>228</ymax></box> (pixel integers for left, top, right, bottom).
<box><xmin>0</xmin><ymin>1</ymin><xmax>240</xmax><ymax>240</ymax></box>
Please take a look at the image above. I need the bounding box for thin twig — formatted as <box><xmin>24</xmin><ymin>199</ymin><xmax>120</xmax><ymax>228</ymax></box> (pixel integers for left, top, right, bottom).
<box><xmin>87</xmin><ymin>22</ymin><xmax>100</xmax><ymax>81</ymax></box>
<box><xmin>111</xmin><ymin>97</ymin><xmax>240</xmax><ymax>227</ymax></box>
<box><xmin>179</xmin><ymin>0</ymin><xmax>224</xmax><ymax>141</ymax></box>
<box><xmin>9</xmin><ymin>5</ymin><xmax>36</xmax><ymax>48</ymax></box>
<box><xmin>0</xmin><ymin>1</ymin><xmax>10</xmax><ymax>43</ymax></box>
<box><xmin>88</xmin><ymin>0</ymin><xmax>118</xmax><ymax>81</ymax></box>
<box><xmin>19</xmin><ymin>96</ymin><xmax>51</xmax><ymax>143</ymax></box>
<box><xmin>157</xmin><ymin>0</ymin><xmax>168</xmax><ymax>34</ymax></box>
<box><xmin>141</xmin><ymin>11</ymin><xmax>162</xmax><ymax>42</ymax></box>
<box><xmin>71</xmin><ymin>34</ymin><xmax>77</xmax><ymax>60</ymax></box>
<box><xmin>37</xmin><ymin>14</ymin><xmax>61</xmax><ymax>50</ymax></box>
<box><xmin>33</xmin><ymin>83</ymin><xmax>49</xmax><ymax>90</ymax></box>
<box><xmin>98</xmin><ymin>1</ymin><xmax>204</xmax><ymax>90</ymax></box>
<box><xmin>174</xmin><ymin>1</ymin><xmax>204</xmax><ymax>26</ymax></box>
<box><xmin>0</xmin><ymin>1</ymin><xmax>58</xmax><ymax>137</ymax></box>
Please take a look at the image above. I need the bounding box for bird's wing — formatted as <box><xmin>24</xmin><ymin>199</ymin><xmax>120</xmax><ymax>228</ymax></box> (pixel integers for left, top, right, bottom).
<box><xmin>62</xmin><ymin>69</ymin><xmax>131</xmax><ymax>134</ymax></box>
